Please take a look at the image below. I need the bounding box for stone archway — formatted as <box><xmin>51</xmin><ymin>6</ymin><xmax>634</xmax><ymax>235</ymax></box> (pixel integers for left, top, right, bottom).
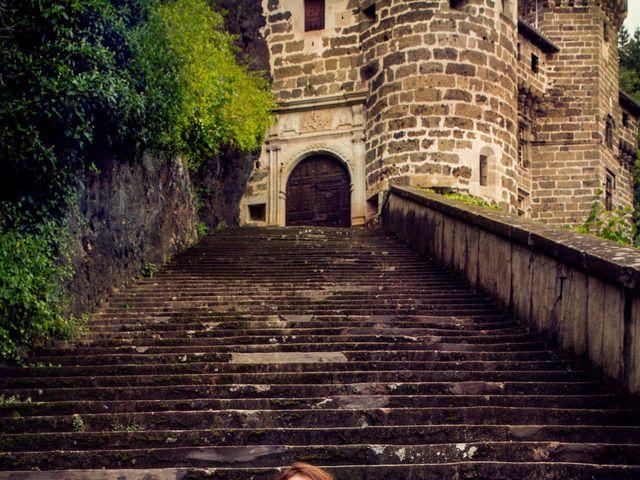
<box><xmin>285</xmin><ymin>154</ymin><xmax>351</xmax><ymax>227</ymax></box>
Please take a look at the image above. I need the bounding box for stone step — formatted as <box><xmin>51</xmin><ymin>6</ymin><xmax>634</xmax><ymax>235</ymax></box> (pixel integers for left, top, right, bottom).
<box><xmin>59</xmin><ymin>332</ymin><xmax>540</xmax><ymax>348</ymax></box>
<box><xmin>6</xmin><ymin>462</ymin><xmax>639</xmax><ymax>480</ymax></box>
<box><xmin>84</xmin><ymin>325</ymin><xmax>529</xmax><ymax>339</ymax></box>
<box><xmin>26</xmin><ymin>349</ymin><xmax>562</xmax><ymax>366</ymax></box>
<box><xmin>1</xmin><ymin>369</ymin><xmax>588</xmax><ymax>390</ymax></box>
<box><xmin>2</xmin><ymin>406</ymin><xmax>637</xmax><ymax>434</ymax></box>
<box><xmin>3</xmin><ymin>380</ymin><xmax>603</xmax><ymax>402</ymax></box>
<box><xmin>6</xmin><ymin>425</ymin><xmax>640</xmax><ymax>453</ymax></box>
<box><xmin>34</xmin><ymin>341</ymin><xmax>550</xmax><ymax>358</ymax></box>
<box><xmin>0</xmin><ymin>394</ymin><xmax>617</xmax><ymax>418</ymax></box>
<box><xmin>3</xmin><ymin>226</ymin><xmax>638</xmax><ymax>476</ymax></box>
<box><xmin>7</xmin><ymin>359</ymin><xmax>573</xmax><ymax>378</ymax></box>
<box><xmin>3</xmin><ymin>442</ymin><xmax>640</xmax><ymax>471</ymax></box>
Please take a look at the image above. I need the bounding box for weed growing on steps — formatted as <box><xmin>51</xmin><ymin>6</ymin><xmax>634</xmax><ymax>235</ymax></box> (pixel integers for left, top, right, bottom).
<box><xmin>138</xmin><ymin>263</ymin><xmax>158</xmax><ymax>279</ymax></box>
<box><xmin>197</xmin><ymin>222</ymin><xmax>208</xmax><ymax>239</ymax></box>
<box><xmin>72</xmin><ymin>414</ymin><xmax>85</xmax><ymax>432</ymax></box>
<box><xmin>112</xmin><ymin>420</ymin><xmax>144</xmax><ymax>432</ymax></box>
<box><xmin>0</xmin><ymin>394</ymin><xmax>32</xmax><ymax>406</ymax></box>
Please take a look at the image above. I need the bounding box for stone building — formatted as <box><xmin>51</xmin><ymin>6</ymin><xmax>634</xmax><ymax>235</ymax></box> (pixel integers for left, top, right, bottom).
<box><xmin>240</xmin><ymin>0</ymin><xmax>639</xmax><ymax>227</ymax></box>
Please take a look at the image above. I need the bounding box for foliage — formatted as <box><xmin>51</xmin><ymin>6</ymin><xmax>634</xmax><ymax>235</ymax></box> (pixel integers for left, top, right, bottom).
<box><xmin>0</xmin><ymin>223</ymin><xmax>85</xmax><ymax>362</ymax></box>
<box><xmin>0</xmin><ymin>0</ymin><xmax>272</xmax><ymax>360</ymax></box>
<box><xmin>575</xmin><ymin>191</ymin><xmax>636</xmax><ymax>246</ymax></box>
<box><xmin>111</xmin><ymin>419</ymin><xmax>143</xmax><ymax>432</ymax></box>
<box><xmin>619</xmin><ymin>26</ymin><xmax>640</xmax><ymax>242</ymax></box>
<box><xmin>72</xmin><ymin>414</ymin><xmax>85</xmax><ymax>432</ymax></box>
<box><xmin>133</xmin><ymin>0</ymin><xmax>274</xmax><ymax>170</ymax></box>
<box><xmin>0</xmin><ymin>0</ymin><xmax>156</xmax><ymax>224</ymax></box>
<box><xmin>423</xmin><ymin>188</ymin><xmax>501</xmax><ymax>210</ymax></box>
<box><xmin>138</xmin><ymin>262</ymin><xmax>158</xmax><ymax>279</ymax></box>
<box><xmin>197</xmin><ymin>222</ymin><xmax>208</xmax><ymax>239</ymax></box>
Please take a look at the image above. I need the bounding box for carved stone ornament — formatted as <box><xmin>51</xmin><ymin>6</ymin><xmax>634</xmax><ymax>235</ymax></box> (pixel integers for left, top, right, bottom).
<box><xmin>300</xmin><ymin>110</ymin><xmax>332</xmax><ymax>132</ymax></box>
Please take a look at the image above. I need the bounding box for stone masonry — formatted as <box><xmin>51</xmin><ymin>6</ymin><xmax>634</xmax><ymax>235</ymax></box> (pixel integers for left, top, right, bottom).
<box><xmin>240</xmin><ymin>0</ymin><xmax>639</xmax><ymax>227</ymax></box>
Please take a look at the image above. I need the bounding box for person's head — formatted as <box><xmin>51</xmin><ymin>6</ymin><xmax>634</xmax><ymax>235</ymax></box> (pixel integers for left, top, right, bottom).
<box><xmin>275</xmin><ymin>462</ymin><xmax>334</xmax><ymax>480</ymax></box>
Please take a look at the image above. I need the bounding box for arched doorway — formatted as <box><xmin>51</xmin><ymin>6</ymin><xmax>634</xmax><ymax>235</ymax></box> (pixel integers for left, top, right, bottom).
<box><xmin>286</xmin><ymin>155</ymin><xmax>351</xmax><ymax>227</ymax></box>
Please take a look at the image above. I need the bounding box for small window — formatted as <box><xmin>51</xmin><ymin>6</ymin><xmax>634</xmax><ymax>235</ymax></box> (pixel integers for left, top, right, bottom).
<box><xmin>605</xmin><ymin>171</ymin><xmax>615</xmax><ymax>211</ymax></box>
<box><xmin>623</xmin><ymin>112</ymin><xmax>629</xmax><ymax>128</ymax></box>
<box><xmin>518</xmin><ymin>122</ymin><xmax>531</xmax><ymax>168</ymax></box>
<box><xmin>305</xmin><ymin>0</ymin><xmax>325</xmax><ymax>31</ymax></box>
<box><xmin>531</xmin><ymin>54</ymin><xmax>539</xmax><ymax>73</ymax></box>
<box><xmin>517</xmin><ymin>190</ymin><xmax>529</xmax><ymax>217</ymax></box>
<box><xmin>248</xmin><ymin>203</ymin><xmax>266</xmax><ymax>222</ymax></box>
<box><xmin>604</xmin><ymin>21</ymin><xmax>610</xmax><ymax>42</ymax></box>
<box><xmin>363</xmin><ymin>2</ymin><xmax>376</xmax><ymax>21</ymax></box>
<box><xmin>450</xmin><ymin>0</ymin><xmax>468</xmax><ymax>9</ymax></box>
<box><xmin>479</xmin><ymin>155</ymin><xmax>488</xmax><ymax>186</ymax></box>
<box><xmin>605</xmin><ymin>115</ymin><xmax>614</xmax><ymax>149</ymax></box>
<box><xmin>517</xmin><ymin>42</ymin><xmax>521</xmax><ymax>61</ymax></box>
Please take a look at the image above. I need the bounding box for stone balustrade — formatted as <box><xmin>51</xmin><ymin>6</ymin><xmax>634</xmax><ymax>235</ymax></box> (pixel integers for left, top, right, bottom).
<box><xmin>383</xmin><ymin>185</ymin><xmax>640</xmax><ymax>395</ymax></box>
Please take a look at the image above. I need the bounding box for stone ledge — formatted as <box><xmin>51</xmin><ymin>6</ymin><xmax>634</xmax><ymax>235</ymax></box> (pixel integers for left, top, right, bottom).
<box><xmin>388</xmin><ymin>186</ymin><xmax>640</xmax><ymax>291</ymax></box>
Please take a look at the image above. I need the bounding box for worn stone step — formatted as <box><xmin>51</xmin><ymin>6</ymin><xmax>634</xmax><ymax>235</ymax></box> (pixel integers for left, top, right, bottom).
<box><xmin>88</xmin><ymin>314</ymin><xmax>513</xmax><ymax>328</ymax></box>
<box><xmin>6</xmin><ymin>425</ymin><xmax>640</xmax><ymax>453</ymax></box>
<box><xmin>2</xmin><ymin>380</ymin><xmax>603</xmax><ymax>402</ymax></box>
<box><xmin>2</xmin><ymin>462</ymin><xmax>640</xmax><ymax>480</ymax></box>
<box><xmin>2</xmin><ymin>442</ymin><xmax>640</xmax><ymax>471</ymax></box>
<box><xmin>27</xmin><ymin>349</ymin><xmax>562</xmax><ymax>366</ymax></box>
<box><xmin>63</xmin><ymin>332</ymin><xmax>539</xmax><ymax>349</ymax></box>
<box><xmin>7</xmin><ymin>359</ymin><xmax>574</xmax><ymax>378</ymax></box>
<box><xmin>35</xmin><ymin>340</ymin><xmax>549</xmax><ymax>357</ymax></box>
<box><xmin>4</xmin><ymin>406</ymin><xmax>636</xmax><ymax>434</ymax></box>
<box><xmin>0</xmin><ymin>394</ymin><xmax>617</xmax><ymax>418</ymax></box>
<box><xmin>85</xmin><ymin>325</ymin><xmax>529</xmax><ymax>340</ymax></box>
<box><xmin>1</xmin><ymin>369</ymin><xmax>588</xmax><ymax>390</ymax></box>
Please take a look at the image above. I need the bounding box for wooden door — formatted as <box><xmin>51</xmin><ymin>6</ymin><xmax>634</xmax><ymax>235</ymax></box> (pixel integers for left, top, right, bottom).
<box><xmin>286</xmin><ymin>155</ymin><xmax>351</xmax><ymax>227</ymax></box>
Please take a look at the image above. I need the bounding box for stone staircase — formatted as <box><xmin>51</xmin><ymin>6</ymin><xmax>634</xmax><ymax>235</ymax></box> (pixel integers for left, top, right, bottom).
<box><xmin>2</xmin><ymin>227</ymin><xmax>640</xmax><ymax>479</ymax></box>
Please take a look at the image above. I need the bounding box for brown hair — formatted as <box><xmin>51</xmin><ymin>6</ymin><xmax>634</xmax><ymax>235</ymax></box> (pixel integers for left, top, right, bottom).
<box><xmin>276</xmin><ymin>462</ymin><xmax>334</xmax><ymax>480</ymax></box>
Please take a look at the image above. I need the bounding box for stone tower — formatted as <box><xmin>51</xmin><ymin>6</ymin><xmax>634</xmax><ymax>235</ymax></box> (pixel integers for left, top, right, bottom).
<box><xmin>361</xmin><ymin>0</ymin><xmax>519</xmax><ymax>209</ymax></box>
<box><xmin>239</xmin><ymin>0</ymin><xmax>637</xmax><ymax>227</ymax></box>
<box><xmin>518</xmin><ymin>0</ymin><xmax>635</xmax><ymax>223</ymax></box>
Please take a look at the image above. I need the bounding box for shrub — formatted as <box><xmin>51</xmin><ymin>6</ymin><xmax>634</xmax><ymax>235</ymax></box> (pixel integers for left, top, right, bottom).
<box><xmin>0</xmin><ymin>223</ymin><xmax>84</xmax><ymax>362</ymax></box>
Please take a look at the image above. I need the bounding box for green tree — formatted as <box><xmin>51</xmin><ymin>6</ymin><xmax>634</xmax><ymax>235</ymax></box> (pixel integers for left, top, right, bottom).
<box><xmin>0</xmin><ymin>0</ymin><xmax>273</xmax><ymax>360</ymax></box>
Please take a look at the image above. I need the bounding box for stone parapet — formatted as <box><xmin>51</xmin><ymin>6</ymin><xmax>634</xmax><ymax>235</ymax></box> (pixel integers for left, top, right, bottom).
<box><xmin>383</xmin><ymin>185</ymin><xmax>640</xmax><ymax>394</ymax></box>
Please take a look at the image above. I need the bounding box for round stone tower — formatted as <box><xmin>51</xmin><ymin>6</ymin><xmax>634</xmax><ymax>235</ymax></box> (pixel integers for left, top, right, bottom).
<box><xmin>361</xmin><ymin>0</ymin><xmax>519</xmax><ymax>209</ymax></box>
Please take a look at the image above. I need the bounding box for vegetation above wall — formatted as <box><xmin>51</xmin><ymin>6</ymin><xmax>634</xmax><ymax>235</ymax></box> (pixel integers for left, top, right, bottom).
<box><xmin>0</xmin><ymin>0</ymin><xmax>273</xmax><ymax>361</ymax></box>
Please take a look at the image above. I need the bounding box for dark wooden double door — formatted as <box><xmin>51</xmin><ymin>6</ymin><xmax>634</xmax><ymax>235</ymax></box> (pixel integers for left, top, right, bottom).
<box><xmin>286</xmin><ymin>155</ymin><xmax>351</xmax><ymax>227</ymax></box>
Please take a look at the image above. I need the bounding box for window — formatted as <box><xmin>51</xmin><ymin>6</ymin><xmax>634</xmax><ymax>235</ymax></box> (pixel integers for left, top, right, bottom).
<box><xmin>531</xmin><ymin>54</ymin><xmax>539</xmax><ymax>73</ymax></box>
<box><xmin>517</xmin><ymin>42</ymin><xmax>521</xmax><ymax>61</ymax></box>
<box><xmin>363</xmin><ymin>2</ymin><xmax>376</xmax><ymax>21</ymax></box>
<box><xmin>604</xmin><ymin>21</ymin><xmax>610</xmax><ymax>42</ymax></box>
<box><xmin>517</xmin><ymin>190</ymin><xmax>529</xmax><ymax>217</ymax></box>
<box><xmin>605</xmin><ymin>171</ymin><xmax>615</xmax><ymax>211</ymax></box>
<box><xmin>605</xmin><ymin>115</ymin><xmax>614</xmax><ymax>149</ymax></box>
<box><xmin>479</xmin><ymin>155</ymin><xmax>488</xmax><ymax>186</ymax></box>
<box><xmin>518</xmin><ymin>122</ymin><xmax>532</xmax><ymax>168</ymax></box>
<box><xmin>623</xmin><ymin>112</ymin><xmax>629</xmax><ymax>128</ymax></box>
<box><xmin>450</xmin><ymin>0</ymin><xmax>468</xmax><ymax>9</ymax></box>
<box><xmin>248</xmin><ymin>203</ymin><xmax>266</xmax><ymax>222</ymax></box>
<box><xmin>305</xmin><ymin>0</ymin><xmax>325</xmax><ymax>31</ymax></box>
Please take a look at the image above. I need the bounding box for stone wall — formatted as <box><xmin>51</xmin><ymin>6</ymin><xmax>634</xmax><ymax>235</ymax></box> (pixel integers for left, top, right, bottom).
<box><xmin>65</xmin><ymin>155</ymin><xmax>197</xmax><ymax>315</ymax></box>
<box><xmin>383</xmin><ymin>186</ymin><xmax>640</xmax><ymax>395</ymax></box>
<box><xmin>264</xmin><ymin>0</ymin><xmax>363</xmax><ymax>102</ymax></box>
<box><xmin>362</xmin><ymin>0</ymin><xmax>519</xmax><ymax>210</ymax></box>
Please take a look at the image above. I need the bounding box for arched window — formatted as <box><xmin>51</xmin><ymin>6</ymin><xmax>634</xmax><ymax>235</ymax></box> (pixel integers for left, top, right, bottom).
<box><xmin>479</xmin><ymin>155</ymin><xmax>489</xmax><ymax>186</ymax></box>
<box><xmin>305</xmin><ymin>0</ymin><xmax>325</xmax><ymax>31</ymax></box>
